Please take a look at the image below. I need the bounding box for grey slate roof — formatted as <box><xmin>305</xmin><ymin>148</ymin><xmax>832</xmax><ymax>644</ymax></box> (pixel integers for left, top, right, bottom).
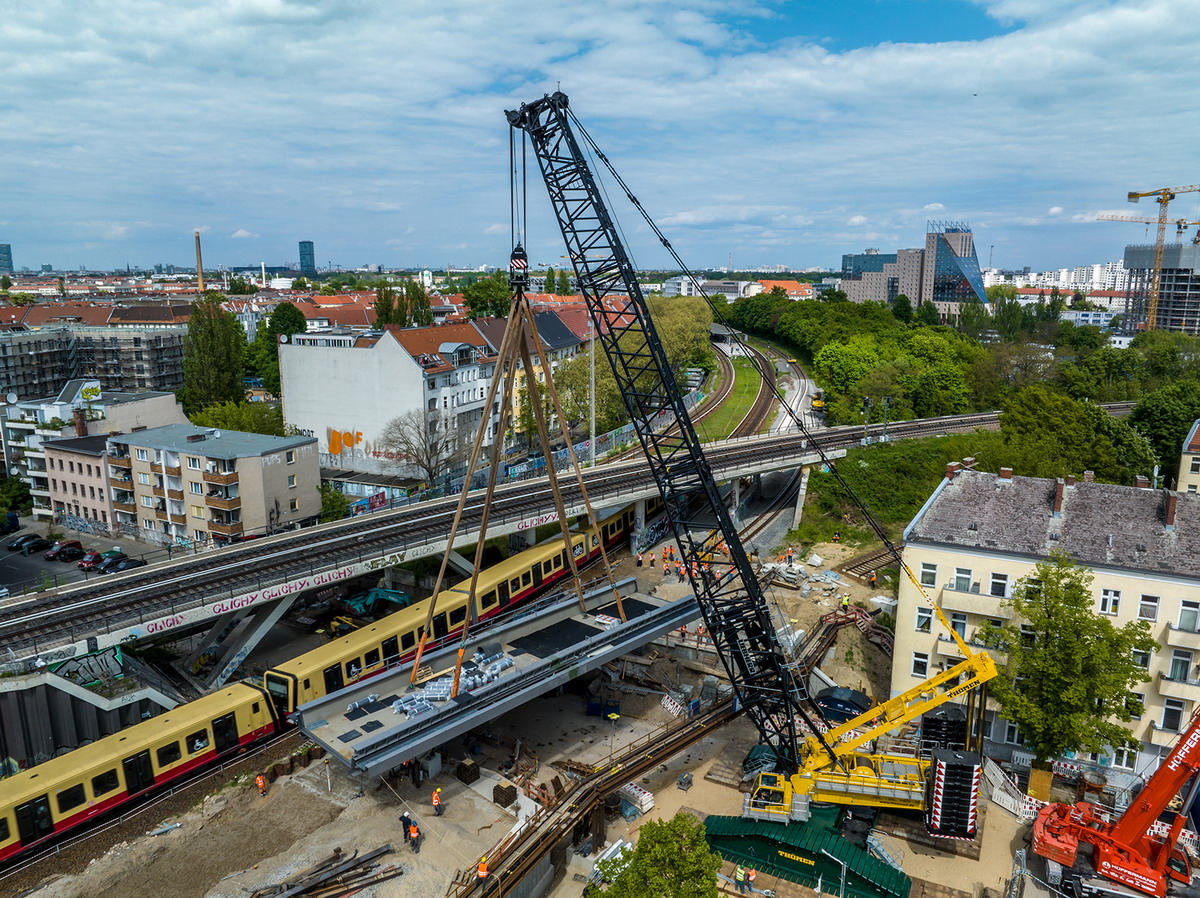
<box><xmin>905</xmin><ymin>468</ymin><xmax>1200</xmax><ymax>579</ymax></box>
<box><xmin>533</xmin><ymin>311</ymin><xmax>580</xmax><ymax>351</ymax></box>
<box><xmin>43</xmin><ymin>435</ymin><xmax>109</xmax><ymax>456</ymax></box>
<box><xmin>109</xmin><ymin>424</ymin><xmax>315</xmax><ymax>461</ymax></box>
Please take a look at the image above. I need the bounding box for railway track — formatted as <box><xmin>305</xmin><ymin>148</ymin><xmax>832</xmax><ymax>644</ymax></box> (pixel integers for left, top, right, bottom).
<box><xmin>0</xmin><ymin>403</ymin><xmax>1135</xmax><ymax>655</ymax></box>
<box><xmin>728</xmin><ymin>344</ymin><xmax>777</xmax><ymax>439</ymax></box>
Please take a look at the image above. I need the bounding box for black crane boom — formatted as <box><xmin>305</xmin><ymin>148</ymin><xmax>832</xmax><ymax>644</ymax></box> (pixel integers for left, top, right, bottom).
<box><xmin>507</xmin><ymin>91</ymin><xmax>826</xmax><ymax>770</ymax></box>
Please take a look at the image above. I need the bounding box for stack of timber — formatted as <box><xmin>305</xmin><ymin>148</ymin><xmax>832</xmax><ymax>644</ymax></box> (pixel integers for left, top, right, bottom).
<box><xmin>247</xmin><ymin>845</ymin><xmax>401</xmax><ymax>898</ymax></box>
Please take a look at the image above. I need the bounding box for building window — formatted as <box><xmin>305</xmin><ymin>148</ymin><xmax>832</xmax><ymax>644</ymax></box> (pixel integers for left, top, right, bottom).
<box><xmin>919</xmin><ymin>563</ymin><xmax>937</xmax><ymax>587</ymax></box>
<box><xmin>1170</xmin><ymin>650</ymin><xmax>1193</xmax><ymax>682</ymax></box>
<box><xmin>989</xmin><ymin>573</ymin><xmax>1008</xmax><ymax>598</ymax></box>
<box><xmin>1100</xmin><ymin>589</ymin><xmax>1120</xmax><ymax>615</ymax></box>
<box><xmin>1132</xmin><ymin>649</ymin><xmax>1150</xmax><ymax>669</ymax></box>
<box><xmin>1139</xmin><ymin>595</ymin><xmax>1159</xmax><ymax>621</ymax></box>
<box><xmin>193</xmin><ymin>529</ymin><xmax>206</xmax><ymax>541</ymax></box>
<box><xmin>135</xmin><ymin>448</ymin><xmax>147</xmax><ymax>461</ymax></box>
<box><xmin>1004</xmin><ymin>721</ymin><xmax>1022</xmax><ymax>745</ymax></box>
<box><xmin>1128</xmin><ymin>692</ymin><xmax>1144</xmax><ymax>720</ymax></box>
<box><xmin>286</xmin><ymin>474</ymin><xmax>297</xmax><ymax>489</ymax></box>
<box><xmin>138</xmin><ymin>472</ymin><xmax>150</xmax><ymax>485</ymax></box>
<box><xmin>286</xmin><ymin>450</ymin><xmax>295</xmax><ymax>464</ymax></box>
<box><xmin>915</xmin><ymin>607</ymin><xmax>932</xmax><ymax>633</ymax></box>
<box><xmin>187</xmin><ymin>456</ymin><xmax>200</xmax><ymax>470</ymax></box>
<box><xmin>289</xmin><ymin>498</ymin><xmax>299</xmax><ymax>512</ymax></box>
<box><xmin>190</xmin><ymin>482</ymin><xmax>203</xmax><ymax>495</ymax></box>
<box><xmin>1162</xmin><ymin>699</ymin><xmax>1185</xmax><ymax>733</ymax></box>
<box><xmin>1191</xmin><ymin>457</ymin><xmax>1200</xmax><ymax>474</ymax></box>
<box><xmin>911</xmin><ymin>652</ymin><xmax>929</xmax><ymax>678</ymax></box>
<box><xmin>191</xmin><ymin>505</ymin><xmax>205</xmax><ymax>518</ymax></box>
<box><xmin>142</xmin><ymin>496</ymin><xmax>154</xmax><ymax>507</ymax></box>
<box><xmin>950</xmin><ymin>612</ymin><xmax>967</xmax><ymax>639</ymax></box>
<box><xmin>954</xmin><ymin>568</ymin><xmax>972</xmax><ymax>592</ymax></box>
<box><xmin>1180</xmin><ymin>601</ymin><xmax>1200</xmax><ymax>633</ymax></box>
<box><xmin>142</xmin><ymin>518</ymin><xmax>156</xmax><ymax>531</ymax></box>
<box><xmin>1112</xmin><ymin>748</ymin><xmax>1135</xmax><ymax>770</ymax></box>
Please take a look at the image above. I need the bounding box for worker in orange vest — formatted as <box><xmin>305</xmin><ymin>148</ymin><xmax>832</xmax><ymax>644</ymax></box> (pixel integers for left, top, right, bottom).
<box><xmin>649</xmin><ymin>550</ymin><xmax>655</xmax><ymax>567</ymax></box>
<box><xmin>255</xmin><ymin>774</ymin><xmax>267</xmax><ymax>796</ymax></box>
<box><xmin>432</xmin><ymin>787</ymin><xmax>443</xmax><ymax>816</ymax></box>
<box><xmin>409</xmin><ymin>821</ymin><xmax>421</xmax><ymax>853</ymax></box>
<box><xmin>477</xmin><ymin>856</ymin><xmax>489</xmax><ymax>879</ymax></box>
<box><xmin>748</xmin><ymin>868</ymin><xmax>757</xmax><ymax>890</ymax></box>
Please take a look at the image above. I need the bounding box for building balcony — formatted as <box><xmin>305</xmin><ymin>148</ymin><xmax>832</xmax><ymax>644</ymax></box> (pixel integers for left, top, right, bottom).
<box><xmin>164</xmin><ymin>464</ymin><xmax>181</xmax><ymax>477</ymax></box>
<box><xmin>939</xmin><ymin>586</ymin><xmax>1012</xmax><ymax>619</ymax></box>
<box><xmin>151</xmin><ymin>485</ymin><xmax>165</xmax><ymax>498</ymax></box>
<box><xmin>169</xmin><ymin>512</ymin><xmax>186</xmax><ymax>525</ymax></box>
<box><xmin>167</xmin><ymin>488</ymin><xmax>183</xmax><ymax>500</ymax></box>
<box><xmin>29</xmin><ymin>486</ymin><xmax>50</xmax><ymax>499</ymax></box>
<box><xmin>109</xmin><ymin>456</ymin><xmax>131</xmax><ymax>469</ymax></box>
<box><xmin>6</xmin><ymin>419</ymin><xmax>35</xmax><ymax>430</ymax></box>
<box><xmin>149</xmin><ymin>462</ymin><xmax>163</xmax><ymax>474</ymax></box>
<box><xmin>113</xmin><ymin>500</ymin><xmax>135</xmax><ymax>514</ymax></box>
<box><xmin>204</xmin><ymin>494</ymin><xmax>241</xmax><ymax>511</ymax></box>
<box><xmin>1150</xmin><ymin>718</ymin><xmax>1192</xmax><ymax>748</ymax></box>
<box><xmin>109</xmin><ymin>476</ymin><xmax>133</xmax><ymax>492</ymax></box>
<box><xmin>202</xmin><ymin>469</ymin><xmax>238</xmax><ymax>486</ymax></box>
<box><xmin>1166</xmin><ymin>625</ymin><xmax>1200</xmax><ymax>652</ymax></box>
<box><xmin>154</xmin><ymin>508</ymin><xmax>168</xmax><ymax>521</ymax></box>
<box><xmin>1157</xmin><ymin>672</ymin><xmax>1200</xmax><ymax>701</ymax></box>
<box><xmin>208</xmin><ymin>520</ymin><xmax>244</xmax><ymax>537</ymax></box>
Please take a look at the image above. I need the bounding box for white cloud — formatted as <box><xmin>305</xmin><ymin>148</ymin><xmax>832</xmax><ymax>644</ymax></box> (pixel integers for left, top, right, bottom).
<box><xmin>922</xmin><ymin>203</ymin><xmax>946</xmax><ymax>213</ymax></box>
<box><xmin>1048</xmin><ymin>206</ymin><xmax>1064</xmax><ymax>216</ymax></box>
<box><xmin>230</xmin><ymin>228</ymin><xmax>259</xmax><ymax>239</ymax></box>
<box><xmin>847</xmin><ymin>215</ymin><xmax>868</xmax><ymax>226</ymax></box>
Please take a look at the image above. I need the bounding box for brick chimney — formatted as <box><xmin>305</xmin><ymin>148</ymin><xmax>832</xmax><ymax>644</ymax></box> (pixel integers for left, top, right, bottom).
<box><xmin>1053</xmin><ymin>478</ymin><xmax>1065</xmax><ymax>517</ymax></box>
<box><xmin>961</xmin><ymin>457</ymin><xmax>977</xmax><ymax>469</ymax></box>
<box><xmin>1066</xmin><ymin>474</ymin><xmax>1076</xmax><ymax>487</ymax></box>
<box><xmin>998</xmin><ymin>467</ymin><xmax>1014</xmax><ymax>480</ymax></box>
<box><xmin>1135</xmin><ymin>475</ymin><xmax>1150</xmax><ymax>489</ymax></box>
<box><xmin>946</xmin><ymin>461</ymin><xmax>961</xmax><ymax>480</ymax></box>
<box><xmin>1165</xmin><ymin>491</ymin><xmax>1179</xmax><ymax>532</ymax></box>
<box><xmin>1083</xmin><ymin>470</ymin><xmax>1095</xmax><ymax>483</ymax></box>
<box><xmin>72</xmin><ymin>407</ymin><xmax>88</xmax><ymax>436</ymax></box>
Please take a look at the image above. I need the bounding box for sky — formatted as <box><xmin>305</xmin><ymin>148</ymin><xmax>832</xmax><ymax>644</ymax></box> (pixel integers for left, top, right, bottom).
<box><xmin>2</xmin><ymin>0</ymin><xmax>1199</xmax><ymax>274</ymax></box>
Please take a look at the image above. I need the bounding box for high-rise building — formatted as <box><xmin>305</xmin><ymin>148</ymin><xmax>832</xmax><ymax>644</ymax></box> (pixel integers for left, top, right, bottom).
<box><xmin>921</xmin><ymin>222</ymin><xmax>988</xmax><ymax>320</ymax></box>
<box><xmin>0</xmin><ymin>244</ymin><xmax>12</xmax><ymax>273</ymax></box>
<box><xmin>1124</xmin><ymin>242</ymin><xmax>1200</xmax><ymax>334</ymax></box>
<box><xmin>298</xmin><ymin>240</ymin><xmax>316</xmax><ymax>276</ymax></box>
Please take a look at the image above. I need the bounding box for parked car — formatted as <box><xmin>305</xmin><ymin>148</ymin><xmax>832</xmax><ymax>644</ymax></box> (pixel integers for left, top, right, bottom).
<box><xmin>19</xmin><ymin>538</ymin><xmax>53</xmax><ymax>555</ymax></box>
<box><xmin>94</xmin><ymin>553</ymin><xmax>131</xmax><ymax>574</ymax></box>
<box><xmin>105</xmin><ymin>558</ymin><xmax>146</xmax><ymax>573</ymax></box>
<box><xmin>6</xmin><ymin>534</ymin><xmax>41</xmax><ymax>552</ymax></box>
<box><xmin>78</xmin><ymin>548</ymin><xmax>124</xmax><ymax>571</ymax></box>
<box><xmin>51</xmin><ymin>545</ymin><xmax>86</xmax><ymax>562</ymax></box>
<box><xmin>43</xmin><ymin>539</ymin><xmax>83</xmax><ymax>560</ymax></box>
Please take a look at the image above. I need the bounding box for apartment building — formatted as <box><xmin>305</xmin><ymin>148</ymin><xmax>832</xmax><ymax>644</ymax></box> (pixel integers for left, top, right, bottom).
<box><xmin>2</xmin><ymin>379</ymin><xmax>188</xmax><ymax>521</ymax></box>
<box><xmin>893</xmin><ymin>463</ymin><xmax>1200</xmax><ymax>775</ymax></box>
<box><xmin>45</xmin><ymin>436</ymin><xmax>115</xmax><ymax>528</ymax></box>
<box><xmin>106</xmin><ymin>425</ymin><xmax>319</xmax><ymax>547</ymax></box>
<box><xmin>1176</xmin><ymin>420</ymin><xmax>1200</xmax><ymax>495</ymax></box>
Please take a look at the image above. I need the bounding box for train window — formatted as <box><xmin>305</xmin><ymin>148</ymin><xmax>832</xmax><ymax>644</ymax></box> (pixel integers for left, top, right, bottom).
<box><xmin>252</xmin><ymin>702</ymin><xmax>260</xmax><ymax>715</ymax></box>
<box><xmin>433</xmin><ymin>613</ymin><xmax>449</xmax><ymax>639</ymax></box>
<box><xmin>187</xmin><ymin>730</ymin><xmax>210</xmax><ymax>753</ymax></box>
<box><xmin>57</xmin><ymin>784</ymin><xmax>86</xmax><ymax>813</ymax></box>
<box><xmin>0</xmin><ymin>817</ymin><xmax>8</xmax><ymax>841</ymax></box>
<box><xmin>345</xmin><ymin>658</ymin><xmax>361</xmax><ymax>680</ymax></box>
<box><xmin>302</xmin><ymin>678</ymin><xmax>311</xmax><ymax>691</ymax></box>
<box><xmin>509</xmin><ymin>578</ymin><xmax>519</xmax><ymax>592</ymax></box>
<box><xmin>481</xmin><ymin>591</ymin><xmax>497</xmax><ymax>609</ymax></box>
<box><xmin>365</xmin><ymin>648</ymin><xmax>381</xmax><ymax>668</ymax></box>
<box><xmin>91</xmin><ymin>769</ymin><xmax>119</xmax><ymax>797</ymax></box>
<box><xmin>543</xmin><ymin>561</ymin><xmax>553</xmax><ymax>574</ymax></box>
<box><xmin>381</xmin><ymin>636</ymin><xmax>399</xmax><ymax>664</ymax></box>
<box><xmin>401</xmin><ymin>630</ymin><xmax>416</xmax><ymax>650</ymax></box>
<box><xmin>157</xmin><ymin>742</ymin><xmax>182</xmax><ymax>767</ymax></box>
<box><xmin>449</xmin><ymin>606</ymin><xmax>466</xmax><ymax>625</ymax></box>
<box><xmin>522</xmin><ymin>572</ymin><xmax>531</xmax><ymax>586</ymax></box>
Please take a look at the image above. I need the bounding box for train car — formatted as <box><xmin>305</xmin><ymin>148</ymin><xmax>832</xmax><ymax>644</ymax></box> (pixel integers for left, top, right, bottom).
<box><xmin>0</xmin><ymin>682</ymin><xmax>276</xmax><ymax>863</ymax></box>
<box><xmin>263</xmin><ymin>503</ymin><xmax>650</xmax><ymax>718</ymax></box>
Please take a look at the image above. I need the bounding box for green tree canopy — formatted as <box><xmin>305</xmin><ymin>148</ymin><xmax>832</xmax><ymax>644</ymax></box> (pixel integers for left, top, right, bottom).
<box><xmin>190</xmin><ymin>401</ymin><xmax>285</xmax><ymax>436</ymax></box>
<box><xmin>228</xmin><ymin>275</ymin><xmax>259</xmax><ymax>295</ymax></box>
<box><xmin>291</xmin><ymin>276</ymin><xmax>314</xmax><ymax>292</ymax></box>
<box><xmin>182</xmin><ymin>295</ymin><xmax>246</xmax><ymax>414</ymax></box>
<box><xmin>556</xmin><ymin>270</ymin><xmax>572</xmax><ymax>296</ymax></box>
<box><xmin>1129</xmin><ymin>381</ymin><xmax>1200</xmax><ymax>482</ymax></box>
<box><xmin>979</xmin><ymin>553</ymin><xmax>1157</xmax><ymax>764</ymax></box>
<box><xmin>994</xmin><ymin>386</ymin><xmax>1123</xmax><ymax>481</ymax></box>
<box><xmin>915</xmin><ymin>299</ymin><xmax>940</xmax><ymax>326</ymax></box>
<box><xmin>890</xmin><ymin>293</ymin><xmax>913</xmax><ymax>323</ymax></box>
<box><xmin>319</xmin><ymin>484</ymin><xmax>351</xmax><ymax>524</ymax></box>
<box><xmin>462</xmin><ymin>271</ymin><xmax>512</xmax><ymax>319</ymax></box>
<box><xmin>595</xmin><ymin>812</ymin><xmax>720</xmax><ymax>898</ymax></box>
<box><xmin>0</xmin><ymin>274</ymin><xmax>11</xmax><ymax>291</ymax></box>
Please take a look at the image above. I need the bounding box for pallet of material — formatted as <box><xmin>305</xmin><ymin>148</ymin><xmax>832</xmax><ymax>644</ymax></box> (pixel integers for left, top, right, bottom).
<box><xmin>618</xmin><ymin>782</ymin><xmax>654</xmax><ymax>813</ymax></box>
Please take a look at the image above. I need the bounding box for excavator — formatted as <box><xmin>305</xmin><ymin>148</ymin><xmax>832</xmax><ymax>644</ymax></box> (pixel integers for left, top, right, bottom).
<box><xmin>507</xmin><ymin>90</ymin><xmax>997</xmax><ymax>855</ymax></box>
<box><xmin>1033</xmin><ymin>706</ymin><xmax>1200</xmax><ymax>898</ymax></box>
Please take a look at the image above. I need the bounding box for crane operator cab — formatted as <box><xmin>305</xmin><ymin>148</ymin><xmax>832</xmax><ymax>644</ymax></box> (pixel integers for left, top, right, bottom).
<box><xmin>744</xmin><ymin>772</ymin><xmax>807</xmax><ymax>823</ymax></box>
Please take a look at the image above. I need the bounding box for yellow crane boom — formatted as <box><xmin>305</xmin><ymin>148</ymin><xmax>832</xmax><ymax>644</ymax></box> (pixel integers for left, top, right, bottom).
<box><xmin>1123</xmin><ymin>185</ymin><xmax>1200</xmax><ymax>330</ymax></box>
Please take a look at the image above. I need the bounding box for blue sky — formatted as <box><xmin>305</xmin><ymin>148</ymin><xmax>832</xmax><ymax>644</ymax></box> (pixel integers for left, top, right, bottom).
<box><xmin>1</xmin><ymin>0</ymin><xmax>1197</xmax><ymax>273</ymax></box>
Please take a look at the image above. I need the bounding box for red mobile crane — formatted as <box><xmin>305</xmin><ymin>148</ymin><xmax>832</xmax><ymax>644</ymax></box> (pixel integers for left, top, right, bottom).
<box><xmin>1033</xmin><ymin>708</ymin><xmax>1200</xmax><ymax>897</ymax></box>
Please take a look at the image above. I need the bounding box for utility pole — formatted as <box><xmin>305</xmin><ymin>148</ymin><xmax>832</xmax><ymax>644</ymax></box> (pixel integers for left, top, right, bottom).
<box><xmin>880</xmin><ymin>396</ymin><xmax>893</xmax><ymax>443</ymax></box>
<box><xmin>862</xmin><ymin>397</ymin><xmax>872</xmax><ymax>446</ymax></box>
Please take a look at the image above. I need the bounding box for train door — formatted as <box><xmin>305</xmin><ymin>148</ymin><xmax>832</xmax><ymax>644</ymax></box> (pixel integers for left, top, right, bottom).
<box><xmin>433</xmin><ymin>613</ymin><xmax>449</xmax><ymax>640</ymax></box>
<box><xmin>122</xmin><ymin>750</ymin><xmax>155</xmax><ymax>794</ymax></box>
<box><xmin>323</xmin><ymin>663</ymin><xmax>344</xmax><ymax>695</ymax></box>
<box><xmin>265</xmin><ymin>672</ymin><xmax>293</xmax><ymax>719</ymax></box>
<box><xmin>498</xmin><ymin>579</ymin><xmax>510</xmax><ymax>606</ymax></box>
<box><xmin>382</xmin><ymin>635</ymin><xmax>400</xmax><ymax>666</ymax></box>
<box><xmin>14</xmin><ymin>796</ymin><xmax>53</xmax><ymax>845</ymax></box>
<box><xmin>212</xmin><ymin>712</ymin><xmax>240</xmax><ymax>754</ymax></box>
<box><xmin>532</xmin><ymin>559</ymin><xmax>544</xmax><ymax>588</ymax></box>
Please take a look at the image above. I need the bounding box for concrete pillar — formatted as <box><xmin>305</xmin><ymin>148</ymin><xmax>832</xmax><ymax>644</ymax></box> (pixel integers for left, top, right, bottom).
<box><xmin>731</xmin><ymin>477</ymin><xmax>741</xmax><ymax>509</ymax></box>
<box><xmin>791</xmin><ymin>466</ymin><xmax>811</xmax><ymax>530</ymax></box>
<box><xmin>634</xmin><ymin>498</ymin><xmax>646</xmax><ymax>532</ymax></box>
<box><xmin>752</xmin><ymin>472</ymin><xmax>763</xmax><ymax>501</ymax></box>
<box><xmin>444</xmin><ymin>550</ymin><xmax>476</xmax><ymax>577</ymax></box>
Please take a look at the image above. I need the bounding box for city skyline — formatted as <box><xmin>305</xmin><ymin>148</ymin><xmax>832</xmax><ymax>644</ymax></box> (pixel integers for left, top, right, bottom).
<box><xmin>2</xmin><ymin>0</ymin><xmax>1198</xmax><ymax>272</ymax></box>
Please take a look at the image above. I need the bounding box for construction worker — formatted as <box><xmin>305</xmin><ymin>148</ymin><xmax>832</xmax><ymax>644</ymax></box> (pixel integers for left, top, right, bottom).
<box><xmin>400</xmin><ymin>812</ymin><xmax>412</xmax><ymax>843</ymax></box>
<box><xmin>477</xmin><ymin>857</ymin><xmax>489</xmax><ymax>879</ymax></box>
<box><xmin>668</xmin><ymin>545</ymin><xmax>675</xmax><ymax>562</ymax></box>
<box><xmin>636</xmin><ymin>552</ymin><xmax>643</xmax><ymax>567</ymax></box>
<box><xmin>255</xmin><ymin>773</ymin><xmax>267</xmax><ymax>797</ymax></box>
<box><xmin>649</xmin><ymin>550</ymin><xmax>655</xmax><ymax>567</ymax></box>
<box><xmin>833</xmin><ymin>530</ymin><xmax>841</xmax><ymax>544</ymax></box>
<box><xmin>735</xmin><ymin>864</ymin><xmax>748</xmax><ymax>893</ymax></box>
<box><xmin>748</xmin><ymin>868</ymin><xmax>757</xmax><ymax>891</ymax></box>
<box><xmin>841</xmin><ymin>594</ymin><xmax>850</xmax><ymax>612</ymax></box>
<box><xmin>409</xmin><ymin>820</ymin><xmax>421</xmax><ymax>853</ymax></box>
<box><xmin>868</xmin><ymin>569</ymin><xmax>878</xmax><ymax>589</ymax></box>
<box><xmin>663</xmin><ymin>560</ymin><xmax>669</xmax><ymax>577</ymax></box>
<box><xmin>678</xmin><ymin>625</ymin><xmax>687</xmax><ymax>641</ymax></box>
<box><xmin>786</xmin><ymin>546</ymin><xmax>794</xmax><ymax>565</ymax></box>
<box><xmin>432</xmin><ymin>787</ymin><xmax>443</xmax><ymax>816</ymax></box>
<box><xmin>676</xmin><ymin>562</ymin><xmax>685</xmax><ymax>583</ymax></box>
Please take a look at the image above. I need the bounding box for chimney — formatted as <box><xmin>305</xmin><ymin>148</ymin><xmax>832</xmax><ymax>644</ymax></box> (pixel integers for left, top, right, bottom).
<box><xmin>1135</xmin><ymin>475</ymin><xmax>1150</xmax><ymax>489</ymax></box>
<box><xmin>1083</xmin><ymin>470</ymin><xmax>1095</xmax><ymax>483</ymax></box>
<box><xmin>961</xmin><ymin>457</ymin><xmax>977</xmax><ymax>469</ymax></box>
<box><xmin>1066</xmin><ymin>474</ymin><xmax>1076</xmax><ymax>487</ymax></box>
<box><xmin>946</xmin><ymin>462</ymin><xmax>961</xmax><ymax>480</ymax></box>
<box><xmin>72</xmin><ymin>407</ymin><xmax>88</xmax><ymax>436</ymax></box>
<box><xmin>1053</xmin><ymin>478</ymin><xmax>1065</xmax><ymax>517</ymax></box>
<box><xmin>999</xmin><ymin>467</ymin><xmax>1014</xmax><ymax>480</ymax></box>
<box><xmin>1165</xmin><ymin>491</ymin><xmax>1179</xmax><ymax>532</ymax></box>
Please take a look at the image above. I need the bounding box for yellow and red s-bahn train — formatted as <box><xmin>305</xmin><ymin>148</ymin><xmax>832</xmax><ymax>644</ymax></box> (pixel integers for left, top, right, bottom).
<box><xmin>0</xmin><ymin>502</ymin><xmax>652</xmax><ymax>863</ymax></box>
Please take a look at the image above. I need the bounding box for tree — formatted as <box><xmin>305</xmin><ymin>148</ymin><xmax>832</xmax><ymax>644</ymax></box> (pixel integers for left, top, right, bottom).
<box><xmin>979</xmin><ymin>553</ymin><xmax>1157</xmax><ymax>765</ymax></box>
<box><xmin>956</xmin><ymin>298</ymin><xmax>989</xmax><ymax>341</ymax></box>
<box><xmin>182</xmin><ymin>295</ymin><xmax>246</xmax><ymax>414</ymax></box>
<box><xmin>228</xmin><ymin>275</ymin><xmax>259</xmax><ymax>295</ymax></box>
<box><xmin>256</xmin><ymin>302</ymin><xmax>309</xmax><ymax>395</ymax></box>
<box><xmin>594</xmin><ymin>812</ymin><xmax>720</xmax><ymax>898</ymax></box>
<box><xmin>890</xmin><ymin>293</ymin><xmax>913</xmax><ymax>323</ymax></box>
<box><xmin>915</xmin><ymin>299</ymin><xmax>940</xmax><ymax>326</ymax></box>
<box><xmin>556</xmin><ymin>270</ymin><xmax>572</xmax><ymax>296</ymax></box>
<box><xmin>0</xmin><ymin>475</ymin><xmax>32</xmax><ymax>518</ymax></box>
<box><xmin>405</xmin><ymin>280</ymin><xmax>433</xmax><ymax>326</ymax></box>
<box><xmin>319</xmin><ymin>484</ymin><xmax>351</xmax><ymax>524</ymax></box>
<box><xmin>462</xmin><ymin>271</ymin><xmax>511</xmax><ymax>319</ymax></box>
<box><xmin>376</xmin><ymin>409</ymin><xmax>467</xmax><ymax>485</ymax></box>
<box><xmin>291</xmin><ymin>276</ymin><xmax>314</xmax><ymax>291</ymax></box>
<box><xmin>0</xmin><ymin>274</ymin><xmax>11</xmax><ymax>291</ymax></box>
<box><xmin>373</xmin><ymin>285</ymin><xmax>407</xmax><ymax>327</ymax></box>
<box><xmin>544</xmin><ymin>267</ymin><xmax>556</xmax><ymax>294</ymax></box>
<box><xmin>7</xmin><ymin>292</ymin><xmax>37</xmax><ymax>306</ymax></box>
<box><xmin>1129</xmin><ymin>382</ymin><xmax>1200</xmax><ymax>481</ymax></box>
<box><xmin>996</xmin><ymin>386</ymin><xmax>1123</xmax><ymax>481</ymax></box>
<box><xmin>190</xmin><ymin>401</ymin><xmax>285</xmax><ymax>436</ymax></box>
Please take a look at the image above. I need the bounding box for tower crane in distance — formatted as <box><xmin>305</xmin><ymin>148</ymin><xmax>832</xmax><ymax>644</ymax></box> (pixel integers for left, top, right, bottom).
<box><xmin>1123</xmin><ymin>185</ymin><xmax>1200</xmax><ymax>330</ymax></box>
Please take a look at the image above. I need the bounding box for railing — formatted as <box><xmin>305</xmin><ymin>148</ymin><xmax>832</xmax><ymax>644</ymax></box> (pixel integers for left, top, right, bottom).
<box><xmin>202</xmin><ymin>469</ymin><xmax>238</xmax><ymax>485</ymax></box>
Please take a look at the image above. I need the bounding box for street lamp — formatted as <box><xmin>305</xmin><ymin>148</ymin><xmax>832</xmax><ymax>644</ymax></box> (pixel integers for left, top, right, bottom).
<box><xmin>607</xmin><ymin>712</ymin><xmax>621</xmax><ymax>767</ymax></box>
